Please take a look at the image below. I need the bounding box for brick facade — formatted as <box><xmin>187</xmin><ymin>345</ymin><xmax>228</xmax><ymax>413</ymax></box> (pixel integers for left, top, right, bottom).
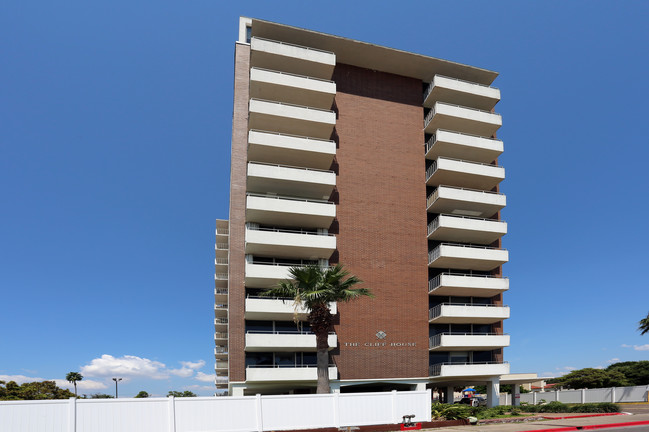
<box><xmin>331</xmin><ymin>64</ymin><xmax>429</xmax><ymax>380</ymax></box>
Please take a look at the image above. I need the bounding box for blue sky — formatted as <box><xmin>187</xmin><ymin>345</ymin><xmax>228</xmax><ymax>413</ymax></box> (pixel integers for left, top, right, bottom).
<box><xmin>1</xmin><ymin>1</ymin><xmax>648</xmax><ymax>397</ymax></box>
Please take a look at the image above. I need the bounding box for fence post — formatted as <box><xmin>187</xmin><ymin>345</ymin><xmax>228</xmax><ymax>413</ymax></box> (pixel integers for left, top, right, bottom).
<box><xmin>68</xmin><ymin>397</ymin><xmax>76</xmax><ymax>432</ymax></box>
<box><xmin>333</xmin><ymin>392</ymin><xmax>340</xmax><ymax>428</ymax></box>
<box><xmin>533</xmin><ymin>392</ymin><xmax>537</xmax><ymax>405</ymax></box>
<box><xmin>391</xmin><ymin>390</ymin><xmax>398</xmax><ymax>424</ymax></box>
<box><xmin>168</xmin><ymin>396</ymin><xmax>176</xmax><ymax>432</ymax></box>
<box><xmin>426</xmin><ymin>389</ymin><xmax>432</xmax><ymax>421</ymax></box>
<box><xmin>555</xmin><ymin>390</ymin><xmax>560</xmax><ymax>402</ymax></box>
<box><xmin>256</xmin><ymin>394</ymin><xmax>263</xmax><ymax>432</ymax></box>
<box><xmin>581</xmin><ymin>389</ymin><xmax>586</xmax><ymax>404</ymax></box>
<box><xmin>611</xmin><ymin>387</ymin><xmax>616</xmax><ymax>403</ymax></box>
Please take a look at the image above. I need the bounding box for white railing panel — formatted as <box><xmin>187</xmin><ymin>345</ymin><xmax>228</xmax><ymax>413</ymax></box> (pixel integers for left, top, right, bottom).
<box><xmin>559</xmin><ymin>389</ymin><xmax>581</xmax><ymax>404</ymax></box>
<box><xmin>393</xmin><ymin>390</ymin><xmax>432</xmax><ymax>423</ymax></box>
<box><xmin>0</xmin><ymin>399</ymin><xmax>69</xmax><ymax>432</ymax></box>
<box><xmin>175</xmin><ymin>397</ymin><xmax>258</xmax><ymax>432</ymax></box>
<box><xmin>616</xmin><ymin>385</ymin><xmax>648</xmax><ymax>402</ymax></box>
<box><xmin>585</xmin><ymin>388</ymin><xmax>611</xmax><ymax>403</ymax></box>
<box><xmin>338</xmin><ymin>392</ymin><xmax>393</xmax><ymax>426</ymax></box>
<box><xmin>261</xmin><ymin>394</ymin><xmax>334</xmax><ymax>430</ymax></box>
<box><xmin>77</xmin><ymin>398</ymin><xmax>168</xmax><ymax>432</ymax></box>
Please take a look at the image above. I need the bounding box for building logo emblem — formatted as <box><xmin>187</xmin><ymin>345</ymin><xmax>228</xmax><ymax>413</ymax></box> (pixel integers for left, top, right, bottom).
<box><xmin>376</xmin><ymin>331</ymin><xmax>387</xmax><ymax>340</ymax></box>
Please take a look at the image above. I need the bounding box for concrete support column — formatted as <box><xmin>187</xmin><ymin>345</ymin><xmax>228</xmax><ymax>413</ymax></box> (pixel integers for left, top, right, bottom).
<box><xmin>513</xmin><ymin>384</ymin><xmax>520</xmax><ymax>406</ymax></box>
<box><xmin>446</xmin><ymin>386</ymin><xmax>455</xmax><ymax>404</ymax></box>
<box><xmin>231</xmin><ymin>385</ymin><xmax>245</xmax><ymax>396</ymax></box>
<box><xmin>415</xmin><ymin>383</ymin><xmax>427</xmax><ymax>391</ymax></box>
<box><xmin>486</xmin><ymin>378</ymin><xmax>500</xmax><ymax>408</ymax></box>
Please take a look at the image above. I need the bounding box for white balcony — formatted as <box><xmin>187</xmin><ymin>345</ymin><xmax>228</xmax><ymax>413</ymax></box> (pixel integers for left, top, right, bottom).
<box><xmin>245</xmin><ymin>332</ymin><xmax>337</xmax><ymax>352</ymax></box>
<box><xmin>423</xmin><ymin>75</ymin><xmax>500</xmax><ymax>111</ymax></box>
<box><xmin>246</xmin><ymin>193</ymin><xmax>336</xmax><ymax>229</ymax></box>
<box><xmin>428</xmin><ymin>273</ymin><xmax>509</xmax><ymax>297</ymax></box>
<box><xmin>214</xmin><ymin>347</ymin><xmax>228</xmax><ymax>359</ymax></box>
<box><xmin>426</xmin><ymin>130</ymin><xmax>503</xmax><ymax>164</ymax></box>
<box><xmin>427</xmin><ymin>186</ymin><xmax>506</xmax><ymax>218</ymax></box>
<box><xmin>249</xmin><ymin>68</ymin><xmax>336</xmax><ymax>110</ymax></box>
<box><xmin>428</xmin><ymin>243</ymin><xmax>508</xmax><ymax>271</ymax></box>
<box><xmin>245</xmin><ymin>262</ymin><xmax>292</xmax><ymax>288</ymax></box>
<box><xmin>245</xmin><ymin>227</ymin><xmax>336</xmax><ymax>259</ymax></box>
<box><xmin>428</xmin><ymin>214</ymin><xmax>507</xmax><ymax>245</ymax></box>
<box><xmin>429</xmin><ymin>362</ymin><xmax>510</xmax><ymax>378</ymax></box>
<box><xmin>248</xmin><ymin>99</ymin><xmax>335</xmax><ymax>139</ymax></box>
<box><xmin>428</xmin><ymin>304</ymin><xmax>510</xmax><ymax>324</ymax></box>
<box><xmin>247</xmin><ymin>162</ymin><xmax>336</xmax><ymax>200</ymax></box>
<box><xmin>429</xmin><ymin>333</ymin><xmax>510</xmax><ymax>351</ymax></box>
<box><xmin>247</xmin><ymin>130</ymin><xmax>336</xmax><ymax>170</ymax></box>
<box><xmin>250</xmin><ymin>37</ymin><xmax>336</xmax><ymax>80</ymax></box>
<box><xmin>426</xmin><ymin>158</ymin><xmax>505</xmax><ymax>191</ymax></box>
<box><xmin>214</xmin><ymin>303</ymin><xmax>228</xmax><ymax>317</ymax></box>
<box><xmin>215</xmin><ymin>361</ymin><xmax>228</xmax><ymax>377</ymax></box>
<box><xmin>245</xmin><ymin>297</ymin><xmax>337</xmax><ymax>320</ymax></box>
<box><xmin>424</xmin><ymin>102</ymin><xmax>502</xmax><ymax>137</ymax></box>
<box><xmin>215</xmin><ymin>242</ymin><xmax>229</xmax><ymax>259</ymax></box>
<box><xmin>214</xmin><ymin>332</ymin><xmax>228</xmax><ymax>344</ymax></box>
<box><xmin>214</xmin><ymin>317</ymin><xmax>228</xmax><ymax>331</ymax></box>
<box><xmin>214</xmin><ymin>287</ymin><xmax>228</xmax><ymax>303</ymax></box>
<box><xmin>246</xmin><ymin>366</ymin><xmax>338</xmax><ymax>382</ymax></box>
<box><xmin>214</xmin><ymin>257</ymin><xmax>228</xmax><ymax>274</ymax></box>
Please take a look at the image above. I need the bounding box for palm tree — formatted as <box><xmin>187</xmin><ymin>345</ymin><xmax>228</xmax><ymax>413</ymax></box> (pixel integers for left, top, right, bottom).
<box><xmin>639</xmin><ymin>312</ymin><xmax>649</xmax><ymax>335</ymax></box>
<box><xmin>262</xmin><ymin>264</ymin><xmax>371</xmax><ymax>393</ymax></box>
<box><xmin>66</xmin><ymin>372</ymin><xmax>83</xmax><ymax>397</ymax></box>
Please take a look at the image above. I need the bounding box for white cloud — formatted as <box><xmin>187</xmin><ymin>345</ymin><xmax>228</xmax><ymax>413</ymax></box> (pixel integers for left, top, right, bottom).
<box><xmin>184</xmin><ymin>384</ymin><xmax>214</xmax><ymax>391</ymax></box>
<box><xmin>55</xmin><ymin>379</ymin><xmax>107</xmax><ymax>390</ymax></box>
<box><xmin>633</xmin><ymin>344</ymin><xmax>649</xmax><ymax>351</ymax></box>
<box><xmin>81</xmin><ymin>355</ymin><xmax>168</xmax><ymax>379</ymax></box>
<box><xmin>621</xmin><ymin>344</ymin><xmax>632</xmax><ymax>348</ymax></box>
<box><xmin>169</xmin><ymin>360</ymin><xmax>206</xmax><ymax>378</ymax></box>
<box><xmin>607</xmin><ymin>358</ymin><xmax>620</xmax><ymax>364</ymax></box>
<box><xmin>195</xmin><ymin>372</ymin><xmax>216</xmax><ymax>383</ymax></box>
<box><xmin>0</xmin><ymin>375</ymin><xmax>106</xmax><ymax>390</ymax></box>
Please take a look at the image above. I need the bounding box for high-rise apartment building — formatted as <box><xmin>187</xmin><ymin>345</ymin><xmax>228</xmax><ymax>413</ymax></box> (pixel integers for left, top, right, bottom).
<box><xmin>216</xmin><ymin>17</ymin><xmax>528</xmax><ymax>405</ymax></box>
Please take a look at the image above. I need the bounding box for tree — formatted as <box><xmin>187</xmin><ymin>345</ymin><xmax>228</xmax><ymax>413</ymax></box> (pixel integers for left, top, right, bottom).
<box><xmin>556</xmin><ymin>368</ymin><xmax>629</xmax><ymax>389</ymax></box>
<box><xmin>638</xmin><ymin>312</ymin><xmax>649</xmax><ymax>335</ymax></box>
<box><xmin>65</xmin><ymin>372</ymin><xmax>83</xmax><ymax>397</ymax></box>
<box><xmin>607</xmin><ymin>361</ymin><xmax>649</xmax><ymax>386</ymax></box>
<box><xmin>167</xmin><ymin>390</ymin><xmax>197</xmax><ymax>397</ymax></box>
<box><xmin>134</xmin><ymin>391</ymin><xmax>149</xmax><ymax>398</ymax></box>
<box><xmin>89</xmin><ymin>393</ymin><xmax>114</xmax><ymax>399</ymax></box>
<box><xmin>262</xmin><ymin>264</ymin><xmax>371</xmax><ymax>393</ymax></box>
<box><xmin>0</xmin><ymin>380</ymin><xmax>76</xmax><ymax>400</ymax></box>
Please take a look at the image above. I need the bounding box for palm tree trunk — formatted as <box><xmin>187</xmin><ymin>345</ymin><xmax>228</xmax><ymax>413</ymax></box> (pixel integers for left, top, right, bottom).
<box><xmin>310</xmin><ymin>304</ymin><xmax>332</xmax><ymax>394</ymax></box>
<box><xmin>74</xmin><ymin>382</ymin><xmax>77</xmax><ymax>396</ymax></box>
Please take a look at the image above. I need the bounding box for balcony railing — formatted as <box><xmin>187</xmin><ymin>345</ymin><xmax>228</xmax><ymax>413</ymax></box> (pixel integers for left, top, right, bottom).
<box><xmin>429</xmin><ymin>361</ymin><xmax>508</xmax><ymax>377</ymax></box>
<box><xmin>426</xmin><ymin>186</ymin><xmax>504</xmax><ymax>208</ymax></box>
<box><xmin>215</xmin><ymin>273</ymin><xmax>228</xmax><ymax>280</ymax></box>
<box><xmin>214</xmin><ymin>288</ymin><xmax>228</xmax><ymax>295</ymax></box>
<box><xmin>428</xmin><ymin>272</ymin><xmax>505</xmax><ymax>292</ymax></box>
<box><xmin>423</xmin><ymin>75</ymin><xmax>499</xmax><ymax>102</ymax></box>
<box><xmin>214</xmin><ymin>332</ymin><xmax>228</xmax><ymax>339</ymax></box>
<box><xmin>252</xmin><ymin>36</ymin><xmax>335</xmax><ymax>56</ymax></box>
<box><xmin>247</xmin><ymin>226</ymin><xmax>334</xmax><ymax>237</ymax></box>
<box><xmin>250</xmin><ymin>98</ymin><xmax>335</xmax><ymax>115</ymax></box>
<box><xmin>424</xmin><ymin>102</ymin><xmax>501</xmax><ymax>130</ymax></box>
<box><xmin>246</xmin><ymin>364</ymin><xmax>335</xmax><ymax>369</ymax></box>
<box><xmin>214</xmin><ymin>347</ymin><xmax>228</xmax><ymax>354</ymax></box>
<box><xmin>251</xmin><ymin>67</ymin><xmax>335</xmax><ymax>84</ymax></box>
<box><xmin>428</xmin><ymin>242</ymin><xmax>505</xmax><ymax>263</ymax></box>
<box><xmin>215</xmin><ymin>258</ymin><xmax>228</xmax><ymax>265</ymax></box>
<box><xmin>427</xmin><ymin>214</ymin><xmax>501</xmax><ymax>236</ymax></box>
<box><xmin>425</xmin><ymin>157</ymin><xmax>502</xmax><ymax>183</ymax></box>
<box><xmin>429</xmin><ymin>332</ymin><xmax>507</xmax><ymax>348</ymax></box>
<box><xmin>215</xmin><ymin>318</ymin><xmax>228</xmax><ymax>324</ymax></box>
<box><xmin>250</xmin><ymin>259</ymin><xmax>319</xmax><ymax>267</ymax></box>
<box><xmin>216</xmin><ymin>243</ymin><xmax>228</xmax><ymax>250</ymax></box>
<box><xmin>248</xmin><ymin>160</ymin><xmax>335</xmax><ymax>175</ymax></box>
<box><xmin>428</xmin><ymin>303</ymin><xmax>508</xmax><ymax>320</ymax></box>
<box><xmin>246</xmin><ymin>330</ymin><xmax>335</xmax><ymax>335</ymax></box>
<box><xmin>247</xmin><ymin>192</ymin><xmax>332</xmax><ymax>204</ymax></box>
<box><xmin>216</xmin><ymin>228</ymin><xmax>229</xmax><ymax>235</ymax></box>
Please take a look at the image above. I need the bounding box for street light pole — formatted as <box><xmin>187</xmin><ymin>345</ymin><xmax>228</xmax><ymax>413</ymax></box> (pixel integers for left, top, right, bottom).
<box><xmin>112</xmin><ymin>378</ymin><xmax>122</xmax><ymax>398</ymax></box>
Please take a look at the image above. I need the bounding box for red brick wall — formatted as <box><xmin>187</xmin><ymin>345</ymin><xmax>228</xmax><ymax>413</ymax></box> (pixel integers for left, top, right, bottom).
<box><xmin>331</xmin><ymin>64</ymin><xmax>429</xmax><ymax>380</ymax></box>
<box><xmin>228</xmin><ymin>43</ymin><xmax>250</xmax><ymax>383</ymax></box>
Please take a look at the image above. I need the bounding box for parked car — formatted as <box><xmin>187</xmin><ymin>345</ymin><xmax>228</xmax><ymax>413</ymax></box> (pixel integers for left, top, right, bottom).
<box><xmin>456</xmin><ymin>396</ymin><xmax>487</xmax><ymax>407</ymax></box>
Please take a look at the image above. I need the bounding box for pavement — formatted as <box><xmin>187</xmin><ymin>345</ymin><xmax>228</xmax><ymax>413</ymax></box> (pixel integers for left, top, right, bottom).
<box><xmin>418</xmin><ymin>405</ymin><xmax>649</xmax><ymax>432</ymax></box>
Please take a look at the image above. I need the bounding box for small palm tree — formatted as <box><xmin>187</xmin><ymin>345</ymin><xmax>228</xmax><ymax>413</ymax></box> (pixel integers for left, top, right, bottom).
<box><xmin>639</xmin><ymin>312</ymin><xmax>649</xmax><ymax>335</ymax></box>
<box><xmin>262</xmin><ymin>264</ymin><xmax>371</xmax><ymax>393</ymax></box>
<box><xmin>66</xmin><ymin>372</ymin><xmax>83</xmax><ymax>396</ymax></box>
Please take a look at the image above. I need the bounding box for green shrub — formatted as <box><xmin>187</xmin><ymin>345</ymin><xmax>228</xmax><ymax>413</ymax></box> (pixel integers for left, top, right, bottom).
<box><xmin>538</xmin><ymin>401</ymin><xmax>569</xmax><ymax>413</ymax></box>
<box><xmin>569</xmin><ymin>403</ymin><xmax>620</xmax><ymax>413</ymax></box>
<box><xmin>431</xmin><ymin>403</ymin><xmax>471</xmax><ymax>420</ymax></box>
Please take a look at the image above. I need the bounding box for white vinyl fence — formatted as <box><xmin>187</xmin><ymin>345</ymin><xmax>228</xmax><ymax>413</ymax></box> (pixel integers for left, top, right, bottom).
<box><xmin>0</xmin><ymin>389</ymin><xmax>432</xmax><ymax>432</ymax></box>
<box><xmin>519</xmin><ymin>385</ymin><xmax>649</xmax><ymax>405</ymax></box>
